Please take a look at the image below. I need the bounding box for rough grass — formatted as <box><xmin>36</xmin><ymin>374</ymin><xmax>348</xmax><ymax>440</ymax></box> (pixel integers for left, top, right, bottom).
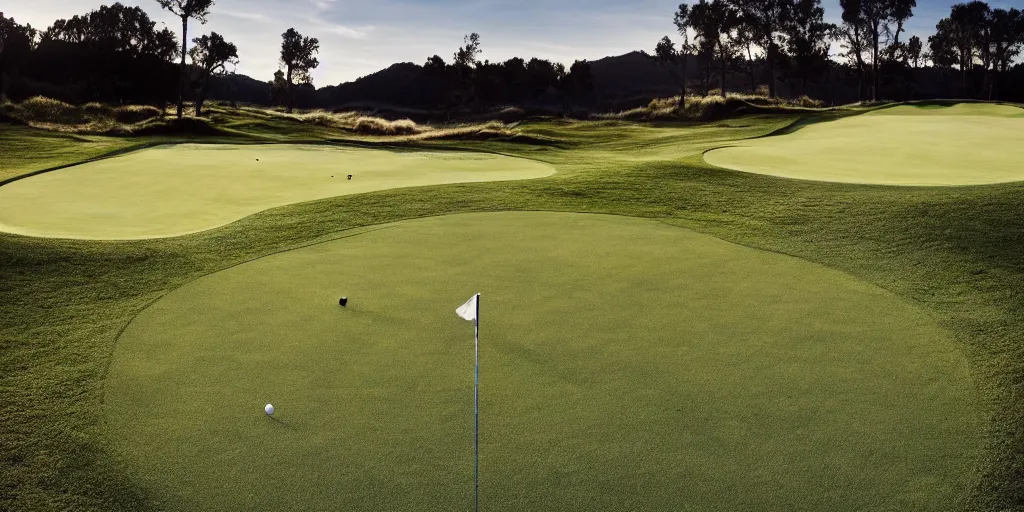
<box><xmin>2</xmin><ymin>97</ymin><xmax>164</xmax><ymax>134</ymax></box>
<box><xmin>596</xmin><ymin>94</ymin><xmax>827</xmax><ymax>121</ymax></box>
<box><xmin>250</xmin><ymin>107</ymin><xmax>529</xmax><ymax>139</ymax></box>
<box><xmin>2</xmin><ymin>105</ymin><xmax>1024</xmax><ymax>511</ymax></box>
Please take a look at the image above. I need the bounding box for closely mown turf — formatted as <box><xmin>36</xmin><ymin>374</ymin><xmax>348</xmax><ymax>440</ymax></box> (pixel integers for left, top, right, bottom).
<box><xmin>0</xmin><ymin>127</ymin><xmax>143</xmax><ymax>183</ymax></box>
<box><xmin>0</xmin><ymin>144</ymin><xmax>553</xmax><ymax>239</ymax></box>
<box><xmin>703</xmin><ymin>103</ymin><xmax>1024</xmax><ymax>185</ymax></box>
<box><xmin>2</xmin><ymin>105</ymin><xmax>1024</xmax><ymax>511</ymax></box>
<box><xmin>105</xmin><ymin>212</ymin><xmax>980</xmax><ymax>511</ymax></box>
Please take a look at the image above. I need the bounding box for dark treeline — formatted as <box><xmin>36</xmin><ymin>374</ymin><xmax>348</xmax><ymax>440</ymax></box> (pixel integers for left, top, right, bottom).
<box><xmin>653</xmin><ymin>0</ymin><xmax>1024</xmax><ymax>104</ymax></box>
<box><xmin>2</xmin><ymin>0</ymin><xmax>1023</xmax><ymax>115</ymax></box>
<box><xmin>418</xmin><ymin>34</ymin><xmax>594</xmax><ymax>116</ymax></box>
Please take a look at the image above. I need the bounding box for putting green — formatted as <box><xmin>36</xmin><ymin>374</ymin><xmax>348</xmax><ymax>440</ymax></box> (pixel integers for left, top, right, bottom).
<box><xmin>104</xmin><ymin>212</ymin><xmax>981</xmax><ymax>510</ymax></box>
<box><xmin>0</xmin><ymin>144</ymin><xmax>553</xmax><ymax>239</ymax></box>
<box><xmin>704</xmin><ymin>103</ymin><xmax>1024</xmax><ymax>185</ymax></box>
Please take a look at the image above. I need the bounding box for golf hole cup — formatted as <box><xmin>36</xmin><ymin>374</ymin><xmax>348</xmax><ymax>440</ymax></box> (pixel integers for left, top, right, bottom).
<box><xmin>265</xmin><ymin>403</ymin><xmax>275</xmax><ymax>416</ymax></box>
<box><xmin>339</xmin><ymin>297</ymin><xmax>348</xmax><ymax>307</ymax></box>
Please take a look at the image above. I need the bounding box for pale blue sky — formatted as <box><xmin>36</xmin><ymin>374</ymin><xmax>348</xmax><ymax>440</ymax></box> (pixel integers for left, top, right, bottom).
<box><xmin>9</xmin><ymin>0</ymin><xmax>1024</xmax><ymax>85</ymax></box>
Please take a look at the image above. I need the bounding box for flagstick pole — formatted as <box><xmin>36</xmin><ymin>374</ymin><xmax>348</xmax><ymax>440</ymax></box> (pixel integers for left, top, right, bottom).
<box><xmin>474</xmin><ymin>293</ymin><xmax>480</xmax><ymax>512</ymax></box>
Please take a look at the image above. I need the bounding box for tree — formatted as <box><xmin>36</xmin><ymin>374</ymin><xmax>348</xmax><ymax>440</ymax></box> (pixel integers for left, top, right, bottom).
<box><xmin>787</xmin><ymin>0</ymin><xmax>834</xmax><ymax>96</ymax></box>
<box><xmin>730</xmin><ymin>0</ymin><xmax>792</xmax><ymax>98</ymax></box>
<box><xmin>454</xmin><ymin>32</ymin><xmax>481</xmax><ymax>68</ymax></box>
<box><xmin>155</xmin><ymin>0</ymin><xmax>215</xmax><ymax>119</ymax></box>
<box><xmin>452</xmin><ymin>33</ymin><xmax>481</xmax><ymax>109</ymax></box>
<box><xmin>653</xmin><ymin>36</ymin><xmax>690</xmax><ymax>105</ymax></box>
<box><xmin>841</xmin><ymin>0</ymin><xmax>916</xmax><ymax>100</ymax></box>
<box><xmin>556</xmin><ymin>59</ymin><xmax>593</xmax><ymax>114</ymax></box>
<box><xmin>689</xmin><ymin>0</ymin><xmax>740</xmax><ymax>98</ymax></box>
<box><xmin>886</xmin><ymin>0</ymin><xmax>917</xmax><ymax>63</ymax></box>
<box><xmin>985</xmin><ymin>8</ymin><xmax>1024</xmax><ymax>99</ymax></box>
<box><xmin>906</xmin><ymin>35</ymin><xmax>923</xmax><ymax>68</ymax></box>
<box><xmin>672</xmin><ymin>4</ymin><xmax>695</xmax><ymax>105</ymax></box>
<box><xmin>279</xmin><ymin>28</ymin><xmax>319</xmax><ymax>113</ymax></box>
<box><xmin>189</xmin><ymin>32</ymin><xmax>237</xmax><ymax>116</ymax></box>
<box><xmin>268</xmin><ymin>69</ymin><xmax>288</xmax><ymax>105</ymax></box>
<box><xmin>525</xmin><ymin>57</ymin><xmax>559</xmax><ymax>99</ymax></box>
<box><xmin>36</xmin><ymin>4</ymin><xmax>177</xmax><ymax>105</ymax></box>
<box><xmin>732</xmin><ymin>11</ymin><xmax>759</xmax><ymax>94</ymax></box>
<box><xmin>839</xmin><ymin>0</ymin><xmax>868</xmax><ymax>99</ymax></box>
<box><xmin>0</xmin><ymin>13</ymin><xmax>36</xmax><ymax>102</ymax></box>
<box><xmin>930</xmin><ymin>2</ymin><xmax>989</xmax><ymax>92</ymax></box>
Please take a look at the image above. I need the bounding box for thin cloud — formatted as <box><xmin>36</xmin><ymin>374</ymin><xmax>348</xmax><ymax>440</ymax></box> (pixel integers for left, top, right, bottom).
<box><xmin>219</xmin><ymin>10</ymin><xmax>270</xmax><ymax>22</ymax></box>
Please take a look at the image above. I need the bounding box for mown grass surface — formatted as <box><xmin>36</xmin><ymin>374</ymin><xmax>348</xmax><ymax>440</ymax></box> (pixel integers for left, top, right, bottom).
<box><xmin>2</xmin><ymin>107</ymin><xmax>1024</xmax><ymax>510</ymax></box>
<box><xmin>0</xmin><ymin>144</ymin><xmax>553</xmax><ymax>239</ymax></box>
<box><xmin>106</xmin><ymin>212</ymin><xmax>980</xmax><ymax>511</ymax></box>
<box><xmin>704</xmin><ymin>103</ymin><xmax>1024</xmax><ymax>185</ymax></box>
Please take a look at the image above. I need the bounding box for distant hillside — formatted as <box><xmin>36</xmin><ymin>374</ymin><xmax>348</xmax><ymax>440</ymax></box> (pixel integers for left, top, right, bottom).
<box><xmin>318</xmin><ymin>62</ymin><xmax>429</xmax><ymax>108</ymax></box>
<box><xmin>209</xmin><ymin>73</ymin><xmax>272</xmax><ymax>105</ymax></box>
<box><xmin>588</xmin><ymin>51</ymin><xmax>678</xmax><ymax>108</ymax></box>
<box><xmin>205</xmin><ymin>51</ymin><xmax>1003</xmax><ymax>112</ymax></box>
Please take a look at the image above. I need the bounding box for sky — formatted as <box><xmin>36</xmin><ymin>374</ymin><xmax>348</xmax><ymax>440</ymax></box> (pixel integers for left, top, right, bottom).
<box><xmin>8</xmin><ymin>0</ymin><xmax>1024</xmax><ymax>86</ymax></box>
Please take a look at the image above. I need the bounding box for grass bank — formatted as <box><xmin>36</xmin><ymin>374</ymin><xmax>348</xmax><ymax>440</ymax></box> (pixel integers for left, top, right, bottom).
<box><xmin>1</xmin><ymin>105</ymin><xmax>1023</xmax><ymax>510</ymax></box>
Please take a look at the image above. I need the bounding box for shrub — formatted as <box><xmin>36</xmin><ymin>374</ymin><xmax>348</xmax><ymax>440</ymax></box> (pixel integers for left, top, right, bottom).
<box><xmin>18</xmin><ymin>96</ymin><xmax>88</xmax><ymax>124</ymax></box>
<box><xmin>114</xmin><ymin>105</ymin><xmax>162</xmax><ymax>124</ymax></box>
<box><xmin>352</xmin><ymin>116</ymin><xmax>419</xmax><ymax>135</ymax></box>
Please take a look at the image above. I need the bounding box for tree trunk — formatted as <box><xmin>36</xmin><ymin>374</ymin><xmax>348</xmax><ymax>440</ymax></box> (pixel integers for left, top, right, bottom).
<box><xmin>871</xmin><ymin>29</ymin><xmax>879</xmax><ymax>101</ymax></box>
<box><xmin>891</xmin><ymin>21</ymin><xmax>904</xmax><ymax>61</ymax></box>
<box><xmin>856</xmin><ymin>67</ymin><xmax>863</xmax><ymax>101</ymax></box>
<box><xmin>767</xmin><ymin>44</ymin><xmax>777</xmax><ymax>98</ymax></box>
<box><xmin>678</xmin><ymin>56</ymin><xmax>688</xmax><ymax>108</ymax></box>
<box><xmin>746</xmin><ymin>44</ymin><xmax>756</xmax><ymax>93</ymax></box>
<box><xmin>286</xmin><ymin>65</ymin><xmax>294</xmax><ymax>114</ymax></box>
<box><xmin>719</xmin><ymin>42</ymin><xmax>727</xmax><ymax>98</ymax></box>
<box><xmin>178</xmin><ymin>17</ymin><xmax>187</xmax><ymax>119</ymax></box>
<box><xmin>196</xmin><ymin>74</ymin><xmax>209</xmax><ymax>117</ymax></box>
<box><xmin>704</xmin><ymin>56</ymin><xmax>712</xmax><ymax>96</ymax></box>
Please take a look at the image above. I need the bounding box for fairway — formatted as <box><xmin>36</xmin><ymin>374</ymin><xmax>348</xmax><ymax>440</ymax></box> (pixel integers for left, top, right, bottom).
<box><xmin>703</xmin><ymin>103</ymin><xmax>1024</xmax><ymax>185</ymax></box>
<box><xmin>104</xmin><ymin>212</ymin><xmax>981</xmax><ymax>511</ymax></box>
<box><xmin>0</xmin><ymin>144</ymin><xmax>554</xmax><ymax>239</ymax></box>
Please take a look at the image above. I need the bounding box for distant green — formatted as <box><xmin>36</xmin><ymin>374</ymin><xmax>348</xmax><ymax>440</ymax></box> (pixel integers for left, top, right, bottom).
<box><xmin>0</xmin><ymin>144</ymin><xmax>553</xmax><ymax>239</ymax></box>
<box><xmin>703</xmin><ymin>103</ymin><xmax>1024</xmax><ymax>185</ymax></box>
<box><xmin>105</xmin><ymin>212</ymin><xmax>980</xmax><ymax>511</ymax></box>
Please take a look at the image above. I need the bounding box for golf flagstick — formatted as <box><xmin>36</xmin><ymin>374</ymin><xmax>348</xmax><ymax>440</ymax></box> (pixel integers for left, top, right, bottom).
<box><xmin>456</xmin><ymin>293</ymin><xmax>481</xmax><ymax>512</ymax></box>
<box><xmin>474</xmin><ymin>294</ymin><xmax>479</xmax><ymax>512</ymax></box>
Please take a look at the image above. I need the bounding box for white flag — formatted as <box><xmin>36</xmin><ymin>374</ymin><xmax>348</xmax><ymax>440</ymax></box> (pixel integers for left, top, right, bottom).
<box><xmin>456</xmin><ymin>294</ymin><xmax>478</xmax><ymax>322</ymax></box>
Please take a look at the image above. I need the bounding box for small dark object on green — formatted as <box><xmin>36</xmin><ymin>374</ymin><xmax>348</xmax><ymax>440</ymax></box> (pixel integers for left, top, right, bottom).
<box><xmin>339</xmin><ymin>297</ymin><xmax>348</xmax><ymax>307</ymax></box>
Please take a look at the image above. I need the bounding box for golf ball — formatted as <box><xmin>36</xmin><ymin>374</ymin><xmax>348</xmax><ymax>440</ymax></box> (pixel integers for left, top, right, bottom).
<box><xmin>265</xmin><ymin>403</ymin><xmax>274</xmax><ymax>416</ymax></box>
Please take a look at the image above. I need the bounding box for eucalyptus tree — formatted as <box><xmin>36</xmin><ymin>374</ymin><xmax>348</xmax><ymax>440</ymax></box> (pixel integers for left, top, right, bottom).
<box><xmin>155</xmin><ymin>0</ymin><xmax>215</xmax><ymax>118</ymax></box>
<box><xmin>786</xmin><ymin>0</ymin><xmax>834</xmax><ymax>96</ymax></box>
<box><xmin>729</xmin><ymin>0</ymin><xmax>792</xmax><ymax>97</ymax></box>
<box><xmin>189</xmin><ymin>32</ymin><xmax>237</xmax><ymax>116</ymax></box>
<box><xmin>279</xmin><ymin>28</ymin><xmax>319</xmax><ymax>113</ymax></box>
<box><xmin>689</xmin><ymin>0</ymin><xmax>740</xmax><ymax>98</ymax></box>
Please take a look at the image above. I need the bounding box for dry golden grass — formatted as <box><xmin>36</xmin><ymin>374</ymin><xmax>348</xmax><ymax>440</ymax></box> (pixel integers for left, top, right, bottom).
<box><xmin>246</xmin><ymin>108</ymin><xmax>426</xmax><ymax>135</ymax></box>
<box><xmin>4</xmin><ymin>97</ymin><xmax>164</xmax><ymax>134</ymax></box>
<box><xmin>247</xmin><ymin>106</ymin><xmax>530</xmax><ymax>140</ymax></box>
<box><xmin>596</xmin><ymin>93</ymin><xmax>826</xmax><ymax>121</ymax></box>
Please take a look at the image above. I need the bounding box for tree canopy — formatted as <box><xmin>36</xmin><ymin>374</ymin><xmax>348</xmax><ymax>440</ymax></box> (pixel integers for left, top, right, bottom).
<box><xmin>280</xmin><ymin>28</ymin><xmax>320</xmax><ymax>113</ymax></box>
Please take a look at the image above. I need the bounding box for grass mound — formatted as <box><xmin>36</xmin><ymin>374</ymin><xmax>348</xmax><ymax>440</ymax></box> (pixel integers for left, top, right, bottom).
<box><xmin>2</xmin><ymin>96</ymin><xmax>165</xmax><ymax>134</ymax></box>
<box><xmin>704</xmin><ymin>102</ymin><xmax>1024</xmax><ymax>185</ymax></box>
<box><xmin>249</xmin><ymin>108</ymin><xmax>427</xmax><ymax>135</ymax></box>
<box><xmin>104</xmin><ymin>212</ymin><xmax>980</xmax><ymax>511</ymax></box>
<box><xmin>598</xmin><ymin>94</ymin><xmax>826</xmax><ymax>121</ymax></box>
<box><xmin>0</xmin><ymin>144</ymin><xmax>554</xmax><ymax>239</ymax></box>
